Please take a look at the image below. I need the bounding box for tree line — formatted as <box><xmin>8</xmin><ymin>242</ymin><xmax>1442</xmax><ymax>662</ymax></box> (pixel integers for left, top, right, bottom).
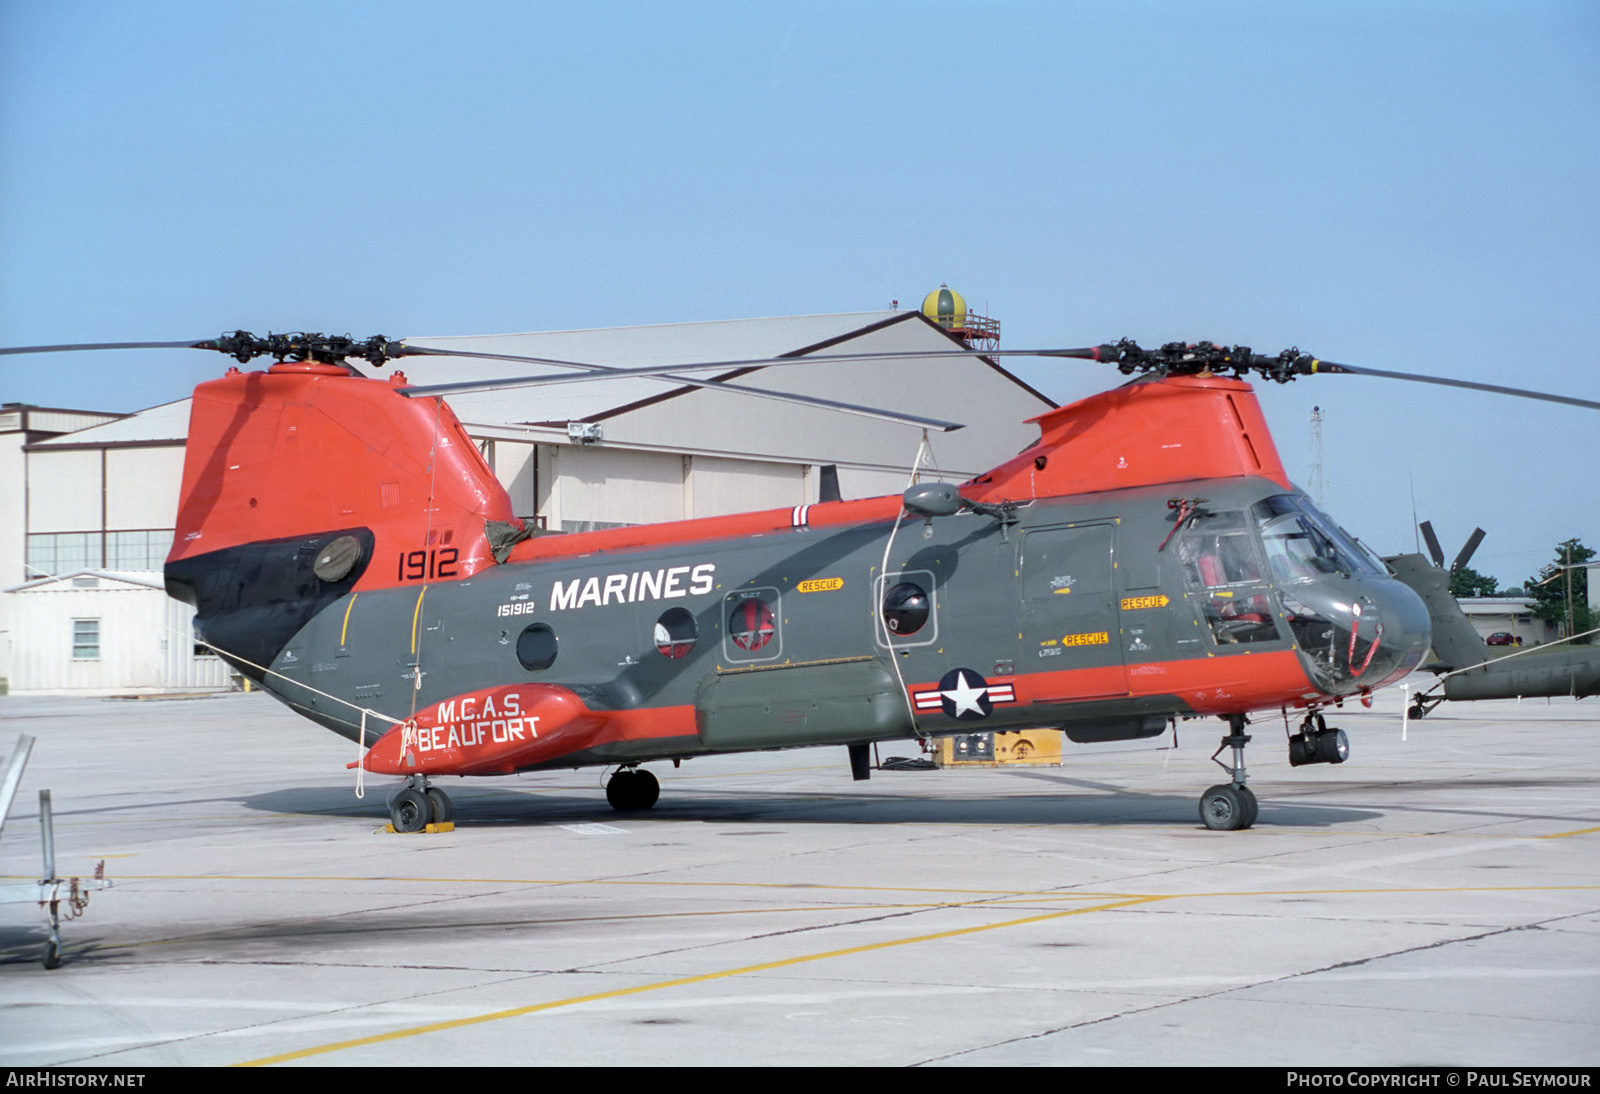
<box><xmin>1448</xmin><ymin>537</ymin><xmax>1595</xmax><ymax>641</ymax></box>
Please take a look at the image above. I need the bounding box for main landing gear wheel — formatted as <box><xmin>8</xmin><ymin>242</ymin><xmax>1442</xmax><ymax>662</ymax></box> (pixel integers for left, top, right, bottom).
<box><xmin>389</xmin><ymin>787</ymin><xmax>430</xmax><ymax>833</ymax></box>
<box><xmin>1200</xmin><ymin>715</ymin><xmax>1258</xmax><ymax>830</ymax></box>
<box><xmin>1237</xmin><ymin>784</ymin><xmax>1258</xmax><ymax>828</ymax></box>
<box><xmin>1200</xmin><ymin>784</ymin><xmax>1257</xmax><ymax>830</ymax></box>
<box><xmin>606</xmin><ymin>768</ymin><xmax>660</xmax><ymax>811</ymax></box>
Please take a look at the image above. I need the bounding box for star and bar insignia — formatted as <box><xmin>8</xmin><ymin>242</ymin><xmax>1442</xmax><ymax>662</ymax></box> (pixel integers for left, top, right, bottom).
<box><xmin>912</xmin><ymin>668</ymin><xmax>1017</xmax><ymax>720</ymax></box>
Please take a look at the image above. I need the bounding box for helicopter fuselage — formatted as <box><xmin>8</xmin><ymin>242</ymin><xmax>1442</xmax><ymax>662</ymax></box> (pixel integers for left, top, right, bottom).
<box><xmin>173</xmin><ymin>475</ymin><xmax>1430</xmax><ymax>777</ymax></box>
<box><xmin>159</xmin><ymin>362</ymin><xmax>1431</xmax><ymax>806</ymax></box>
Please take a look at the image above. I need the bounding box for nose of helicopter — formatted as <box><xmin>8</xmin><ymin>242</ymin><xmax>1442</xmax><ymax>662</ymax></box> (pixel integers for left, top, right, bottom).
<box><xmin>1283</xmin><ymin>573</ymin><xmax>1432</xmax><ymax>696</ymax></box>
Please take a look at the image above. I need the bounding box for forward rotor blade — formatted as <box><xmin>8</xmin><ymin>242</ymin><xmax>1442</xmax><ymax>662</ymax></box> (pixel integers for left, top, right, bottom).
<box><xmin>1305</xmin><ymin>360</ymin><xmax>1600</xmax><ymax>411</ymax></box>
<box><xmin>397</xmin><ymin>346</ymin><xmax>965</xmax><ymax>432</ymax></box>
<box><xmin>401</xmin><ymin>343</ymin><xmax>1599</xmax><ymax>412</ymax></box>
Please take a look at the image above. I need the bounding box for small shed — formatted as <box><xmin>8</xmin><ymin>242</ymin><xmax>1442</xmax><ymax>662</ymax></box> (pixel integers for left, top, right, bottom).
<box><xmin>4</xmin><ymin>570</ymin><xmax>232</xmax><ymax>694</ymax></box>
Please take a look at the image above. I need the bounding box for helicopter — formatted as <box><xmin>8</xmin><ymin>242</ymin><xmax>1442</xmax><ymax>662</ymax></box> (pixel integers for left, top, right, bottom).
<box><xmin>4</xmin><ymin>330</ymin><xmax>1595</xmax><ymax>832</ymax></box>
<box><xmin>1385</xmin><ymin>525</ymin><xmax>1600</xmax><ymax>716</ymax></box>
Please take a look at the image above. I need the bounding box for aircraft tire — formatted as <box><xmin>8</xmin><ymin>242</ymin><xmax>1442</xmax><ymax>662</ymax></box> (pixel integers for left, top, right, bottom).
<box><xmin>607</xmin><ymin>769</ymin><xmax>661</xmax><ymax>811</ymax></box>
<box><xmin>426</xmin><ymin>788</ymin><xmax>454</xmax><ymax>825</ymax></box>
<box><xmin>632</xmin><ymin>769</ymin><xmax>660</xmax><ymax>810</ymax></box>
<box><xmin>1236</xmin><ymin>785</ymin><xmax>1258</xmax><ymax>829</ymax></box>
<box><xmin>390</xmin><ymin>788</ymin><xmax>431</xmax><ymax>833</ymax></box>
<box><xmin>43</xmin><ymin>940</ymin><xmax>60</xmax><ymax>970</ymax></box>
<box><xmin>1199</xmin><ymin>784</ymin><xmax>1249</xmax><ymax>831</ymax></box>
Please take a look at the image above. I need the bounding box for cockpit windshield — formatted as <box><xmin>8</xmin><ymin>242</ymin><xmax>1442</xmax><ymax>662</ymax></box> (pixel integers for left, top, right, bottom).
<box><xmin>1252</xmin><ymin>495</ymin><xmax>1384</xmax><ymax>583</ymax></box>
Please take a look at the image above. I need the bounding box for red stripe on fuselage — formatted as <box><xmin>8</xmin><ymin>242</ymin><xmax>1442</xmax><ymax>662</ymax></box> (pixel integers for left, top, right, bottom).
<box><xmin>406</xmin><ymin>651</ymin><xmax>1315</xmax><ymax>774</ymax></box>
<box><xmin>507</xmin><ymin>495</ymin><xmax>903</xmax><ymax>566</ymax></box>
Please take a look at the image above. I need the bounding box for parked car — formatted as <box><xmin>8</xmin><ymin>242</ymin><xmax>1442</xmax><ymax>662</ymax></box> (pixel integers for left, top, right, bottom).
<box><xmin>1486</xmin><ymin>632</ymin><xmax>1516</xmax><ymax>646</ymax></box>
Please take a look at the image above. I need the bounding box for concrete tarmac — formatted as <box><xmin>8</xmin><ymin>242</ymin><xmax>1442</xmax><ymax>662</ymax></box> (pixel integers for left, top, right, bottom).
<box><xmin>1</xmin><ymin>684</ymin><xmax>1596</xmax><ymax>1067</ymax></box>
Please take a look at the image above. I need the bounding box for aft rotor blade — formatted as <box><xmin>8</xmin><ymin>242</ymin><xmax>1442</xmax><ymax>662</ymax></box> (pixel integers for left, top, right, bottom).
<box><xmin>1305</xmin><ymin>360</ymin><xmax>1600</xmax><ymax>411</ymax></box>
<box><xmin>1419</xmin><ymin>521</ymin><xmax>1447</xmax><ymax>570</ymax></box>
<box><xmin>397</xmin><ymin>346</ymin><xmax>965</xmax><ymax>432</ymax></box>
<box><xmin>0</xmin><ymin>339</ymin><xmax>214</xmax><ymax>356</ymax></box>
<box><xmin>1451</xmin><ymin>528</ymin><xmax>1487</xmax><ymax>574</ymax></box>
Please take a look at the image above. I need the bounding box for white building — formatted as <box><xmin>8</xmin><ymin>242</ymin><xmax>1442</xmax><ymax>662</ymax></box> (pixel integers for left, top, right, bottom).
<box><xmin>4</xmin><ymin>307</ymin><xmax>1054</xmax><ymax>693</ymax></box>
<box><xmin>1456</xmin><ymin>598</ymin><xmax>1559</xmax><ymax>646</ymax></box>
<box><xmin>5</xmin><ymin>571</ymin><xmax>231</xmax><ymax>692</ymax></box>
<box><xmin>0</xmin><ymin>403</ymin><xmax>130</xmax><ymax>687</ymax></box>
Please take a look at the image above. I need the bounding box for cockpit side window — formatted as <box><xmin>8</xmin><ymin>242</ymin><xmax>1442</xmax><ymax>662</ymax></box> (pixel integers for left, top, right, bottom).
<box><xmin>1253</xmin><ymin>495</ymin><xmax>1382</xmax><ymax>582</ymax></box>
<box><xmin>1178</xmin><ymin>511</ymin><xmax>1281</xmax><ymax>646</ymax></box>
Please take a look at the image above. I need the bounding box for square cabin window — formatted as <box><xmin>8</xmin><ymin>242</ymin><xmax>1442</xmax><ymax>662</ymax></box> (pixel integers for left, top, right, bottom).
<box><xmin>72</xmin><ymin>619</ymin><xmax>100</xmax><ymax>660</ymax></box>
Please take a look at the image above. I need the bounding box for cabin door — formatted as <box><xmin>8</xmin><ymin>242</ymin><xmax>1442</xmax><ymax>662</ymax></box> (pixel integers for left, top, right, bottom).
<box><xmin>1018</xmin><ymin>524</ymin><xmax>1128</xmax><ymax>699</ymax></box>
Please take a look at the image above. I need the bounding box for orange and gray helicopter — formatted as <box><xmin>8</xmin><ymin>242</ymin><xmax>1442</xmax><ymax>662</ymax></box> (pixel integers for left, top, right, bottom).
<box><xmin>5</xmin><ymin>331</ymin><xmax>1596</xmax><ymax>831</ymax></box>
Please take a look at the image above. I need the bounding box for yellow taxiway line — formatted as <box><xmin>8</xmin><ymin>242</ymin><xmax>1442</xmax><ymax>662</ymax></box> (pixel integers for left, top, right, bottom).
<box><xmin>237</xmin><ymin>894</ymin><xmax>1165</xmax><ymax>1066</ymax></box>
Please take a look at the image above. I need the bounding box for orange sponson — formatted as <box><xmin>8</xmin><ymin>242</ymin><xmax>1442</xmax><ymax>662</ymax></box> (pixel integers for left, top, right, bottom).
<box><xmin>168</xmin><ymin>363</ymin><xmax>518</xmax><ymax>590</ymax></box>
<box><xmin>967</xmin><ymin>374</ymin><xmax>1290</xmax><ymax>503</ymax></box>
<box><xmin>1010</xmin><ymin>650</ymin><xmax>1315</xmax><ymax>715</ymax></box>
<box><xmin>355</xmin><ymin>684</ymin><xmax>608</xmax><ymax>776</ymax></box>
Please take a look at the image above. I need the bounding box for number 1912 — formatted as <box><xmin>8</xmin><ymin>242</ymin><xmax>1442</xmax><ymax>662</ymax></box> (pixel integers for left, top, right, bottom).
<box><xmin>397</xmin><ymin>547</ymin><xmax>459</xmax><ymax>581</ymax></box>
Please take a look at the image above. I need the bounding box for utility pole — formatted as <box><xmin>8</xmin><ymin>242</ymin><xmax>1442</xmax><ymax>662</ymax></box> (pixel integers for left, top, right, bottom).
<box><xmin>1565</xmin><ymin>541</ymin><xmax>1575</xmax><ymax>639</ymax></box>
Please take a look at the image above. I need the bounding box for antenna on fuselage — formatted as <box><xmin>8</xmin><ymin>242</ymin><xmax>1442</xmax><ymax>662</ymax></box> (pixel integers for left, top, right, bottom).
<box><xmin>1309</xmin><ymin>405</ymin><xmax>1325</xmax><ymax>506</ymax></box>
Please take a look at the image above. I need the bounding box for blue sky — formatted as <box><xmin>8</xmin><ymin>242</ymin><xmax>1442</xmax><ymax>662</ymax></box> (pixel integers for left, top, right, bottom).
<box><xmin>2</xmin><ymin>1</ymin><xmax>1596</xmax><ymax>586</ymax></box>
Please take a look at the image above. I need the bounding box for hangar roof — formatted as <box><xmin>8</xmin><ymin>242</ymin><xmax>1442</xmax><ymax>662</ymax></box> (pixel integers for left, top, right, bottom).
<box><xmin>26</xmin><ymin>311</ymin><xmax>1053</xmax><ymax>471</ymax></box>
<box><xmin>397</xmin><ymin>310</ymin><xmax>1045</xmax><ymax>429</ymax></box>
<box><xmin>4</xmin><ymin>569</ymin><xmax>167</xmax><ymax>594</ymax></box>
<box><xmin>29</xmin><ymin>398</ymin><xmax>190</xmax><ymax>447</ymax></box>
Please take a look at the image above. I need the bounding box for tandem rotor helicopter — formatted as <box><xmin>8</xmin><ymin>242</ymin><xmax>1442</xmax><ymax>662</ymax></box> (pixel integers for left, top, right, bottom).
<box><xmin>5</xmin><ymin>317</ymin><xmax>1597</xmax><ymax>832</ymax></box>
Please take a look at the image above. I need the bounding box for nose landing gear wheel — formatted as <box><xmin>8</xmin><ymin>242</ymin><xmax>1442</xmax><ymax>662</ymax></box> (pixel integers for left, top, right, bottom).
<box><xmin>1200</xmin><ymin>784</ymin><xmax>1256</xmax><ymax>831</ymax></box>
<box><xmin>606</xmin><ymin>768</ymin><xmax>660</xmax><ymax>811</ymax></box>
<box><xmin>425</xmin><ymin>787</ymin><xmax>454</xmax><ymax>824</ymax></box>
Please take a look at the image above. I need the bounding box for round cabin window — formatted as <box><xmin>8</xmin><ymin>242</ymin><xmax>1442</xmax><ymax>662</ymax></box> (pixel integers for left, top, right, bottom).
<box><xmin>515</xmin><ymin>623</ymin><xmax>558</xmax><ymax>671</ymax></box>
<box><xmin>881</xmin><ymin>581</ymin><xmax>931</xmax><ymax>636</ymax></box>
<box><xmin>654</xmin><ymin>607</ymin><xmax>697</xmax><ymax>660</ymax></box>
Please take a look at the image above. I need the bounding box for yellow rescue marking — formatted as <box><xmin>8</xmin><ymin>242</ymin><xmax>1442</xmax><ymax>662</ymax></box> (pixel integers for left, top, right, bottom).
<box><xmin>797</xmin><ymin>578</ymin><xmax>844</xmax><ymax>593</ymax></box>
<box><xmin>1052</xmin><ymin>587</ymin><xmax>1072</xmax><ymax>595</ymax></box>
<box><xmin>1120</xmin><ymin>594</ymin><xmax>1170</xmax><ymax>610</ymax></box>
<box><xmin>1060</xmin><ymin>631</ymin><xmax>1110</xmax><ymax>647</ymax></box>
<box><xmin>236</xmin><ymin>895</ymin><xmax>1164</xmax><ymax>1066</ymax></box>
<box><xmin>409</xmin><ymin>586</ymin><xmax>428</xmax><ymax>655</ymax></box>
<box><xmin>340</xmin><ymin>593</ymin><xmax>359</xmax><ymax>646</ymax></box>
